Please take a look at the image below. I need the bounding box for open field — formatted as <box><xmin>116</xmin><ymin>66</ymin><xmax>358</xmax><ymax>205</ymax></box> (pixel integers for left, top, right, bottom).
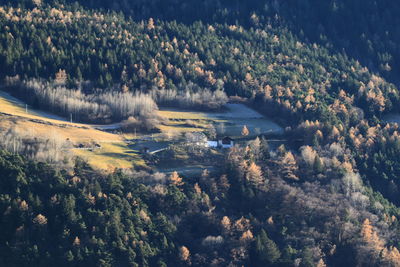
<box><xmin>0</xmin><ymin>91</ymin><xmax>143</xmax><ymax>171</ymax></box>
<box><xmin>0</xmin><ymin>90</ymin><xmax>87</xmax><ymax>126</ymax></box>
<box><xmin>0</xmin><ymin>116</ymin><xmax>143</xmax><ymax>170</ymax></box>
<box><xmin>72</xmin><ymin>142</ymin><xmax>145</xmax><ymax>170</ymax></box>
<box><xmin>159</xmin><ymin>103</ymin><xmax>283</xmax><ymax>138</ymax></box>
<box><xmin>157</xmin><ymin>109</ymin><xmax>210</xmax><ymax>133</ymax></box>
<box><xmin>210</xmin><ymin>103</ymin><xmax>265</xmax><ymax>119</ymax></box>
<box><xmin>3</xmin><ymin>119</ymin><xmax>123</xmax><ymax>142</ymax></box>
<box><xmin>157</xmin><ymin>124</ymin><xmax>205</xmax><ymax>133</ymax></box>
<box><xmin>158</xmin><ymin>109</ymin><xmax>209</xmax><ymax>120</ymax></box>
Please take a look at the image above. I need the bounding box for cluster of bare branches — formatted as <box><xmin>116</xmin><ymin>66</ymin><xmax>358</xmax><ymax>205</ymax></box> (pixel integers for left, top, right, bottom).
<box><xmin>98</xmin><ymin>91</ymin><xmax>157</xmax><ymax>120</ymax></box>
<box><xmin>0</xmin><ymin>125</ymin><xmax>71</xmax><ymax>165</ymax></box>
<box><xmin>5</xmin><ymin>78</ymin><xmax>159</xmax><ymax>124</ymax></box>
<box><xmin>150</xmin><ymin>85</ymin><xmax>228</xmax><ymax>110</ymax></box>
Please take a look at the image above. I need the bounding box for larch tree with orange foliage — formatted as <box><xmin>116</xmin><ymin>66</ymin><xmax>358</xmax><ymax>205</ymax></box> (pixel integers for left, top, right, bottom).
<box><xmin>169</xmin><ymin>171</ymin><xmax>184</xmax><ymax>186</ymax></box>
<box><xmin>179</xmin><ymin>246</ymin><xmax>190</xmax><ymax>263</ymax></box>
<box><xmin>242</xmin><ymin>125</ymin><xmax>250</xmax><ymax>136</ymax></box>
<box><xmin>221</xmin><ymin>216</ymin><xmax>231</xmax><ymax>233</ymax></box>
<box><xmin>359</xmin><ymin>218</ymin><xmax>391</xmax><ymax>265</ymax></box>
<box><xmin>246</xmin><ymin>162</ymin><xmax>264</xmax><ymax>187</ymax></box>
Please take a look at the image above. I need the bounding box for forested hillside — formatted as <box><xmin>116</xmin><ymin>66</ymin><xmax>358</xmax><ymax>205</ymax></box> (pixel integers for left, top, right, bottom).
<box><xmin>1</xmin><ymin>0</ymin><xmax>400</xmax><ymax>266</ymax></box>
<box><xmin>0</xmin><ymin>1</ymin><xmax>399</xmax><ymax>120</ymax></box>
<box><xmin>2</xmin><ymin>140</ymin><xmax>400</xmax><ymax>266</ymax></box>
<box><xmin>2</xmin><ymin>0</ymin><xmax>399</xmax><ymax>84</ymax></box>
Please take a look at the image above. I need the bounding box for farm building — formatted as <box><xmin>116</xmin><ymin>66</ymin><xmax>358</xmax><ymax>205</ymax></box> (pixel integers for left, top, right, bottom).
<box><xmin>219</xmin><ymin>137</ymin><xmax>234</xmax><ymax>148</ymax></box>
<box><xmin>185</xmin><ymin>133</ymin><xmax>234</xmax><ymax>149</ymax></box>
<box><xmin>207</xmin><ymin>136</ymin><xmax>234</xmax><ymax>148</ymax></box>
<box><xmin>207</xmin><ymin>141</ymin><xmax>218</xmax><ymax>148</ymax></box>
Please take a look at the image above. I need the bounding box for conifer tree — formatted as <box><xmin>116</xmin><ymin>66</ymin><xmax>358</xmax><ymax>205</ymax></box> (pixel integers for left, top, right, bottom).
<box><xmin>254</xmin><ymin>229</ymin><xmax>281</xmax><ymax>265</ymax></box>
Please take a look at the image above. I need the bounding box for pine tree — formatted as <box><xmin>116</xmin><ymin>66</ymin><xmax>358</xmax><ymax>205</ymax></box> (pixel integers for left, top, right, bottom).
<box><xmin>313</xmin><ymin>155</ymin><xmax>323</xmax><ymax>173</ymax></box>
<box><xmin>300</xmin><ymin>248</ymin><xmax>315</xmax><ymax>267</ymax></box>
<box><xmin>255</xmin><ymin>229</ymin><xmax>281</xmax><ymax>265</ymax></box>
<box><xmin>65</xmin><ymin>250</ymin><xmax>74</xmax><ymax>262</ymax></box>
<box><xmin>76</xmin><ymin>67</ymin><xmax>82</xmax><ymax>81</ymax></box>
<box><xmin>260</xmin><ymin>136</ymin><xmax>270</xmax><ymax>159</ymax></box>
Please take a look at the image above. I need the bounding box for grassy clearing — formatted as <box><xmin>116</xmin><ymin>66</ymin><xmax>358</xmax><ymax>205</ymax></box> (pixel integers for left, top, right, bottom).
<box><xmin>0</xmin><ymin>92</ymin><xmax>146</xmax><ymax>171</ymax></box>
<box><xmin>72</xmin><ymin>142</ymin><xmax>145</xmax><ymax>171</ymax></box>
<box><xmin>0</xmin><ymin>118</ymin><xmax>143</xmax><ymax>170</ymax></box>
<box><xmin>158</xmin><ymin>104</ymin><xmax>284</xmax><ymax>138</ymax></box>
<box><xmin>0</xmin><ymin>96</ymin><xmax>27</xmax><ymax>115</ymax></box>
<box><xmin>158</xmin><ymin>109</ymin><xmax>209</xmax><ymax>120</ymax></box>
<box><xmin>0</xmin><ymin>92</ymin><xmax>89</xmax><ymax>128</ymax></box>
<box><xmin>158</xmin><ymin>109</ymin><xmax>214</xmax><ymax>134</ymax></box>
<box><xmin>0</xmin><ymin>119</ymin><xmax>123</xmax><ymax>143</ymax></box>
<box><xmin>158</xmin><ymin>124</ymin><xmax>204</xmax><ymax>133</ymax></box>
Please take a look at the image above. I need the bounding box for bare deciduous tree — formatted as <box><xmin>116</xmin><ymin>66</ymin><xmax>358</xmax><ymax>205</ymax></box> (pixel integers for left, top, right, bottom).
<box><xmin>150</xmin><ymin>86</ymin><xmax>228</xmax><ymax>110</ymax></box>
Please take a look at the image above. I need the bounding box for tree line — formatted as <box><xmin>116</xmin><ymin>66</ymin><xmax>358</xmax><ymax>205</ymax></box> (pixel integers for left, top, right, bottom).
<box><xmin>5</xmin><ymin>77</ymin><xmax>159</xmax><ymax>124</ymax></box>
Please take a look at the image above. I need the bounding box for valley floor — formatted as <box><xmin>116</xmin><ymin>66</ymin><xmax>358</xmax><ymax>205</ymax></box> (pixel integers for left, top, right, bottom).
<box><xmin>0</xmin><ymin>90</ymin><xmax>283</xmax><ymax>174</ymax></box>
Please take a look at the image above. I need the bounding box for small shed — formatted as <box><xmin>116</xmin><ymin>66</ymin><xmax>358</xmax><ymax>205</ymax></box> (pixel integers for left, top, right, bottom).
<box><xmin>219</xmin><ymin>136</ymin><xmax>234</xmax><ymax>148</ymax></box>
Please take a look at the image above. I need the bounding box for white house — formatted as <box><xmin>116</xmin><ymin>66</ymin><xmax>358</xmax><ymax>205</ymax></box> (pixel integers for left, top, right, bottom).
<box><xmin>187</xmin><ymin>134</ymin><xmax>234</xmax><ymax>149</ymax></box>
<box><xmin>207</xmin><ymin>141</ymin><xmax>218</xmax><ymax>148</ymax></box>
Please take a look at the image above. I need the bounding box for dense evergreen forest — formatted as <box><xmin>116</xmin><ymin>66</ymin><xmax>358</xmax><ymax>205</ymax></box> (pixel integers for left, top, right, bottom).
<box><xmin>2</xmin><ymin>0</ymin><xmax>399</xmax><ymax>84</ymax></box>
<box><xmin>2</xmin><ymin>0</ymin><xmax>400</xmax><ymax>266</ymax></box>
